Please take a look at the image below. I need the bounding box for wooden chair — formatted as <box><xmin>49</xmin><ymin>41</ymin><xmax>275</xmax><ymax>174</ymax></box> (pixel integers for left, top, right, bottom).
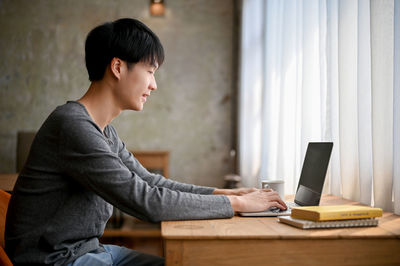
<box><xmin>0</xmin><ymin>189</ymin><xmax>12</xmax><ymax>265</ymax></box>
<box><xmin>131</xmin><ymin>150</ymin><xmax>169</xmax><ymax>178</ymax></box>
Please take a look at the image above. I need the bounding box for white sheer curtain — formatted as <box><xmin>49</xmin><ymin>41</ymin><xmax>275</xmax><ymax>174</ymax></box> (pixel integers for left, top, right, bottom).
<box><xmin>238</xmin><ymin>0</ymin><xmax>400</xmax><ymax>214</ymax></box>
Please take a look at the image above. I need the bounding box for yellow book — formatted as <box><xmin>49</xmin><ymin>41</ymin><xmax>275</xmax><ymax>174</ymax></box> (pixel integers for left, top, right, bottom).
<box><xmin>291</xmin><ymin>205</ymin><xmax>383</xmax><ymax>221</ymax></box>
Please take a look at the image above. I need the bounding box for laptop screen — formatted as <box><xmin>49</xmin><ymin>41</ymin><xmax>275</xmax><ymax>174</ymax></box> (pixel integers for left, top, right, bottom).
<box><xmin>294</xmin><ymin>142</ymin><xmax>333</xmax><ymax>206</ymax></box>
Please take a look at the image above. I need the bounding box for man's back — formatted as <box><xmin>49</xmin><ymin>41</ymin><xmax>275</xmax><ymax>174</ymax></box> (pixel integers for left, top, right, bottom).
<box><xmin>6</xmin><ymin>101</ymin><xmax>113</xmax><ymax>265</ymax></box>
<box><xmin>5</xmin><ymin>101</ymin><xmax>234</xmax><ymax>265</ymax></box>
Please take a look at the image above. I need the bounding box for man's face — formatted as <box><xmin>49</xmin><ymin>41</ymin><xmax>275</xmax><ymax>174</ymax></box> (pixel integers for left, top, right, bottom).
<box><xmin>116</xmin><ymin>61</ymin><xmax>158</xmax><ymax>111</ymax></box>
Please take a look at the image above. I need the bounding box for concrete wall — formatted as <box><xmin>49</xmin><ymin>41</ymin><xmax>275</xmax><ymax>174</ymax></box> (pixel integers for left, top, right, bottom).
<box><xmin>0</xmin><ymin>0</ymin><xmax>236</xmax><ymax>187</ymax></box>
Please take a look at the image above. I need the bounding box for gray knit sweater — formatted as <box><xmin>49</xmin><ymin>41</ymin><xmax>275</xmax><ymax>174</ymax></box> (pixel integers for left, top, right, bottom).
<box><xmin>5</xmin><ymin>101</ymin><xmax>234</xmax><ymax>265</ymax></box>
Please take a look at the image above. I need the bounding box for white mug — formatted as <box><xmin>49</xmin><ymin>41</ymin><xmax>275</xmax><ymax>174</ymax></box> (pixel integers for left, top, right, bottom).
<box><xmin>261</xmin><ymin>179</ymin><xmax>285</xmax><ymax>199</ymax></box>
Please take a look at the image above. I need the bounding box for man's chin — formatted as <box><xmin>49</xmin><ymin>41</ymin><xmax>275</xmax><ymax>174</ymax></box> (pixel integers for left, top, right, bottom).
<box><xmin>130</xmin><ymin>104</ymin><xmax>144</xmax><ymax>111</ymax></box>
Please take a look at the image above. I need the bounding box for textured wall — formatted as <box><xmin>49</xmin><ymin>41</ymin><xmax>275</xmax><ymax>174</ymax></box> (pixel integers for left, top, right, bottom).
<box><xmin>0</xmin><ymin>0</ymin><xmax>236</xmax><ymax>187</ymax></box>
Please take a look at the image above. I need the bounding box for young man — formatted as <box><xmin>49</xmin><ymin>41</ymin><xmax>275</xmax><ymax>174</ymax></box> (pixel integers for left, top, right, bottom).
<box><xmin>5</xmin><ymin>18</ymin><xmax>286</xmax><ymax>266</ymax></box>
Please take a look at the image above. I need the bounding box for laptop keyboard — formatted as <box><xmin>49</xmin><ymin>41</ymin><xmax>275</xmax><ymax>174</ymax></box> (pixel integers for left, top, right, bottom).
<box><xmin>270</xmin><ymin>202</ymin><xmax>299</xmax><ymax>213</ymax></box>
<box><xmin>239</xmin><ymin>201</ymin><xmax>301</xmax><ymax>216</ymax></box>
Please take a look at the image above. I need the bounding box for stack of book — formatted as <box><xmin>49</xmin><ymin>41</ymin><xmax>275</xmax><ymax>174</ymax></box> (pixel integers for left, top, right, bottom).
<box><xmin>279</xmin><ymin>205</ymin><xmax>383</xmax><ymax>229</ymax></box>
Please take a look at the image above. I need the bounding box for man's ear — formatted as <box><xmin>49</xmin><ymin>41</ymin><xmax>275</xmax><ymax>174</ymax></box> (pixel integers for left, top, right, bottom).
<box><xmin>110</xmin><ymin>57</ymin><xmax>123</xmax><ymax>80</ymax></box>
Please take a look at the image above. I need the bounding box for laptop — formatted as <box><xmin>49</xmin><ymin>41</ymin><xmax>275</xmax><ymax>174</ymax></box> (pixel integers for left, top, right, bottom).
<box><xmin>239</xmin><ymin>142</ymin><xmax>334</xmax><ymax>217</ymax></box>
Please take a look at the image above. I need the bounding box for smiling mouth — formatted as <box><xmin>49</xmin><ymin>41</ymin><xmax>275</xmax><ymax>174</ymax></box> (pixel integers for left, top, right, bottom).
<box><xmin>142</xmin><ymin>94</ymin><xmax>150</xmax><ymax>102</ymax></box>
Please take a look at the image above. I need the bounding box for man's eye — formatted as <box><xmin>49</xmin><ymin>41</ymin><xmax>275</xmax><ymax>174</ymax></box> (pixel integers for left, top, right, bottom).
<box><xmin>148</xmin><ymin>71</ymin><xmax>154</xmax><ymax>74</ymax></box>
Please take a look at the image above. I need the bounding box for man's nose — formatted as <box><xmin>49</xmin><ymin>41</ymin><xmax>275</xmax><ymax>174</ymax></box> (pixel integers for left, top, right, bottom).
<box><xmin>149</xmin><ymin>76</ymin><xmax>157</xmax><ymax>91</ymax></box>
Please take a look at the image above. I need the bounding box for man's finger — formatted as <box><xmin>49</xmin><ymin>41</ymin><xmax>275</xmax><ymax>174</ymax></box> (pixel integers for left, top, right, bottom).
<box><xmin>261</xmin><ymin>188</ymin><xmax>273</xmax><ymax>192</ymax></box>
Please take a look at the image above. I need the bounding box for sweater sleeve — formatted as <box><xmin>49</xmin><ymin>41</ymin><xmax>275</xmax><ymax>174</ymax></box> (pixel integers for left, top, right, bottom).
<box><xmin>113</xmin><ymin>129</ymin><xmax>215</xmax><ymax>195</ymax></box>
<box><xmin>58</xmin><ymin>119</ymin><xmax>234</xmax><ymax>222</ymax></box>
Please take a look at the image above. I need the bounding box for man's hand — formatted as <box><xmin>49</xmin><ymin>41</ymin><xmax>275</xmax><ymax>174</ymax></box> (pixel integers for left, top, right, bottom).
<box><xmin>226</xmin><ymin>190</ymin><xmax>287</xmax><ymax>213</ymax></box>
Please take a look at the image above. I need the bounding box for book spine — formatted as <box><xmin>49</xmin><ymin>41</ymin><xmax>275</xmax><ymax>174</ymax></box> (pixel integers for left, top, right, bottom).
<box><xmin>319</xmin><ymin>210</ymin><xmax>382</xmax><ymax>221</ymax></box>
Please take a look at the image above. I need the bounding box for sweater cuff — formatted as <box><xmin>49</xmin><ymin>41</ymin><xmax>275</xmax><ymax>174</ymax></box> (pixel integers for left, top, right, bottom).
<box><xmin>194</xmin><ymin>185</ymin><xmax>216</xmax><ymax>195</ymax></box>
<box><xmin>221</xmin><ymin>195</ymin><xmax>235</xmax><ymax>217</ymax></box>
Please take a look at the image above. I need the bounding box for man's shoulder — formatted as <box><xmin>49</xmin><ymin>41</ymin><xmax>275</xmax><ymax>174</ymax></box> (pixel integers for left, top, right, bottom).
<box><xmin>48</xmin><ymin>102</ymin><xmax>106</xmax><ymax>149</ymax></box>
<box><xmin>53</xmin><ymin>101</ymin><xmax>86</xmax><ymax>117</ymax></box>
<box><xmin>50</xmin><ymin>101</ymin><xmax>91</xmax><ymax>125</ymax></box>
<box><xmin>39</xmin><ymin>101</ymin><xmax>98</xmax><ymax>138</ymax></box>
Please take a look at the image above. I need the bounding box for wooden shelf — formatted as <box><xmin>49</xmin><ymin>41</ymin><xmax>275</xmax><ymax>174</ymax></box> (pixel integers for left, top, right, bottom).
<box><xmin>103</xmin><ymin>216</ymin><xmax>161</xmax><ymax>238</ymax></box>
<box><xmin>102</xmin><ymin>216</ymin><xmax>163</xmax><ymax>256</ymax></box>
<box><xmin>103</xmin><ymin>228</ymin><xmax>161</xmax><ymax>238</ymax></box>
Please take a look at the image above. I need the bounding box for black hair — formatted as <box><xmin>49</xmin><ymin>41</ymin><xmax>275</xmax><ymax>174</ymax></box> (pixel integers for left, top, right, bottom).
<box><xmin>85</xmin><ymin>18</ymin><xmax>165</xmax><ymax>81</ymax></box>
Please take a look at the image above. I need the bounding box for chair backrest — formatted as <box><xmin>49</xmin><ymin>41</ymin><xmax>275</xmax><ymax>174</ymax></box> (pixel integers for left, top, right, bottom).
<box><xmin>0</xmin><ymin>189</ymin><xmax>12</xmax><ymax>265</ymax></box>
<box><xmin>131</xmin><ymin>150</ymin><xmax>169</xmax><ymax>178</ymax></box>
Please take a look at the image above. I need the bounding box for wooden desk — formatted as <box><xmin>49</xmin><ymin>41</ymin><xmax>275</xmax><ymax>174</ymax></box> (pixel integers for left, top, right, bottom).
<box><xmin>162</xmin><ymin>195</ymin><xmax>400</xmax><ymax>266</ymax></box>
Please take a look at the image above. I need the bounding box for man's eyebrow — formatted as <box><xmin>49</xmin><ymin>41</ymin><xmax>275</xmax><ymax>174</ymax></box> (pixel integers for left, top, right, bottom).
<box><xmin>150</xmin><ymin>62</ymin><xmax>159</xmax><ymax>69</ymax></box>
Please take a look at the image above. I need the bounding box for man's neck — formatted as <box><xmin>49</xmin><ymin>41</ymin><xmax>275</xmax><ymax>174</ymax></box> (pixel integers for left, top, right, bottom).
<box><xmin>78</xmin><ymin>82</ymin><xmax>122</xmax><ymax>132</ymax></box>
